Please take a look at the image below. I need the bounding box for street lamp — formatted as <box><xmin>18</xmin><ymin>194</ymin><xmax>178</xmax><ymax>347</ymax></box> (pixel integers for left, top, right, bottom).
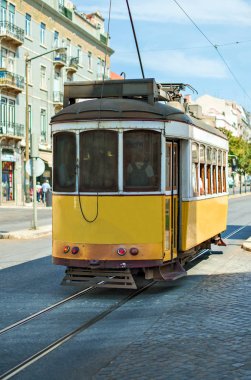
<box><xmin>25</xmin><ymin>47</ymin><xmax>67</xmax><ymax>228</ymax></box>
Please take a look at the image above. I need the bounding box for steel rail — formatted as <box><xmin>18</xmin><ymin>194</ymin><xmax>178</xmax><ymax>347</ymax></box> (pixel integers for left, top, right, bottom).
<box><xmin>0</xmin><ymin>281</ymin><xmax>154</xmax><ymax>380</ymax></box>
<box><xmin>0</xmin><ymin>285</ymin><xmax>96</xmax><ymax>336</ymax></box>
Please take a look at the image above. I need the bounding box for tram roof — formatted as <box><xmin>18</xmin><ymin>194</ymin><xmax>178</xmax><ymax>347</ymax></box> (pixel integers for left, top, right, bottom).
<box><xmin>51</xmin><ymin>97</ymin><xmax>227</xmax><ymax>140</ymax></box>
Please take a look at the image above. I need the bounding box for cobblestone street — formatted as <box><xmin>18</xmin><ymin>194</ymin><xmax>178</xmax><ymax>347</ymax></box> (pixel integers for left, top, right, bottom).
<box><xmin>94</xmin><ymin>245</ymin><xmax>251</xmax><ymax>380</ymax></box>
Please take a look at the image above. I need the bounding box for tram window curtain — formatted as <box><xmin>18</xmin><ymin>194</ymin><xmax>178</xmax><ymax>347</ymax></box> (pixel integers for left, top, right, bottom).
<box><xmin>123</xmin><ymin>130</ymin><xmax>161</xmax><ymax>192</ymax></box>
<box><xmin>79</xmin><ymin>130</ymin><xmax>118</xmax><ymax>192</ymax></box>
<box><xmin>53</xmin><ymin>132</ymin><xmax>76</xmax><ymax>192</ymax></box>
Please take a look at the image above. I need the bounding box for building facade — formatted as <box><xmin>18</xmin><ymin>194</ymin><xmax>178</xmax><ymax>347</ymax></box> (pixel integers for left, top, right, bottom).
<box><xmin>0</xmin><ymin>0</ymin><xmax>113</xmax><ymax>204</ymax></box>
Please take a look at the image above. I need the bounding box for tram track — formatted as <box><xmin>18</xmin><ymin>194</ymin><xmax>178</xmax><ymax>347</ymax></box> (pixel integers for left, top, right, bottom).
<box><xmin>0</xmin><ymin>280</ymin><xmax>154</xmax><ymax>380</ymax></box>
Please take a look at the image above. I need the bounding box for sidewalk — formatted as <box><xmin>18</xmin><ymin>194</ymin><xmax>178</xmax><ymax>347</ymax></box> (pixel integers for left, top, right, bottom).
<box><xmin>0</xmin><ymin>225</ymin><xmax>51</xmax><ymax>239</ymax></box>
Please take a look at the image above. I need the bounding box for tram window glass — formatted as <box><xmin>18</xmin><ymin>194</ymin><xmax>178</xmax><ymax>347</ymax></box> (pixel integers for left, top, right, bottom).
<box><xmin>218</xmin><ymin>150</ymin><xmax>223</xmax><ymax>193</ymax></box>
<box><xmin>79</xmin><ymin>130</ymin><xmax>118</xmax><ymax>192</ymax></box>
<box><xmin>199</xmin><ymin>145</ymin><xmax>205</xmax><ymax>195</ymax></box>
<box><xmin>192</xmin><ymin>143</ymin><xmax>199</xmax><ymax>196</ymax></box>
<box><xmin>212</xmin><ymin>148</ymin><xmax>217</xmax><ymax>193</ymax></box>
<box><xmin>124</xmin><ymin>130</ymin><xmax>161</xmax><ymax>191</ymax></box>
<box><xmin>206</xmin><ymin>147</ymin><xmax>212</xmax><ymax>194</ymax></box>
<box><xmin>173</xmin><ymin>143</ymin><xmax>178</xmax><ymax>190</ymax></box>
<box><xmin>53</xmin><ymin>132</ymin><xmax>76</xmax><ymax>192</ymax></box>
<box><xmin>166</xmin><ymin>142</ymin><xmax>172</xmax><ymax>190</ymax></box>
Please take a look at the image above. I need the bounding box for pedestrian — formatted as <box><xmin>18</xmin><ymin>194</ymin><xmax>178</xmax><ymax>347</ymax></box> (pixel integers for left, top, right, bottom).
<box><xmin>41</xmin><ymin>179</ymin><xmax>51</xmax><ymax>203</ymax></box>
<box><xmin>36</xmin><ymin>182</ymin><xmax>42</xmax><ymax>202</ymax></box>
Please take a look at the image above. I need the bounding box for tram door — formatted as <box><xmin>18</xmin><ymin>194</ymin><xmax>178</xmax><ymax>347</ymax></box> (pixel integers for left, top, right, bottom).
<box><xmin>164</xmin><ymin>141</ymin><xmax>178</xmax><ymax>261</ymax></box>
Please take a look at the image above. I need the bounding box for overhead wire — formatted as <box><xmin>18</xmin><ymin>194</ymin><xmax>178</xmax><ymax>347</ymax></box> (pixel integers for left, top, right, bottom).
<box><xmin>171</xmin><ymin>0</ymin><xmax>251</xmax><ymax>103</ymax></box>
<box><xmin>78</xmin><ymin>0</ymin><xmax>112</xmax><ymax>223</ymax></box>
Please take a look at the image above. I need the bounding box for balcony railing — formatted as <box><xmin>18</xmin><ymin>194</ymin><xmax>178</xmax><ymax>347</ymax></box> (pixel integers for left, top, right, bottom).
<box><xmin>0</xmin><ymin>122</ymin><xmax>25</xmax><ymax>137</ymax></box>
<box><xmin>53</xmin><ymin>91</ymin><xmax>63</xmax><ymax>103</ymax></box>
<box><xmin>53</xmin><ymin>52</ymin><xmax>67</xmax><ymax>67</ymax></box>
<box><xmin>0</xmin><ymin>70</ymin><xmax>24</xmax><ymax>94</ymax></box>
<box><xmin>66</xmin><ymin>56</ymin><xmax>79</xmax><ymax>72</ymax></box>
<box><xmin>59</xmin><ymin>4</ymin><xmax>72</xmax><ymax>20</ymax></box>
<box><xmin>0</xmin><ymin>21</ymin><xmax>24</xmax><ymax>46</ymax></box>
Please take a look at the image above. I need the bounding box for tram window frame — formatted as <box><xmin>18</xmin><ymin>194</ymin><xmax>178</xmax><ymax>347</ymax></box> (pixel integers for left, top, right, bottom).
<box><xmin>206</xmin><ymin>146</ymin><xmax>212</xmax><ymax>194</ymax></box>
<box><xmin>192</xmin><ymin>142</ymin><xmax>199</xmax><ymax>196</ymax></box>
<box><xmin>123</xmin><ymin>130</ymin><xmax>161</xmax><ymax>192</ymax></box>
<box><xmin>165</xmin><ymin>142</ymin><xmax>172</xmax><ymax>191</ymax></box>
<box><xmin>53</xmin><ymin>132</ymin><xmax>76</xmax><ymax>192</ymax></box>
<box><xmin>212</xmin><ymin>148</ymin><xmax>217</xmax><ymax>193</ymax></box>
<box><xmin>79</xmin><ymin>130</ymin><xmax>118</xmax><ymax>193</ymax></box>
<box><xmin>199</xmin><ymin>145</ymin><xmax>206</xmax><ymax>195</ymax></box>
<box><xmin>218</xmin><ymin>150</ymin><xmax>223</xmax><ymax>193</ymax></box>
<box><xmin>173</xmin><ymin>143</ymin><xmax>178</xmax><ymax>190</ymax></box>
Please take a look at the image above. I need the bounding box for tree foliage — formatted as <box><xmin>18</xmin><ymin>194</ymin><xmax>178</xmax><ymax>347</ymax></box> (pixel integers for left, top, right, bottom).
<box><xmin>218</xmin><ymin>128</ymin><xmax>251</xmax><ymax>174</ymax></box>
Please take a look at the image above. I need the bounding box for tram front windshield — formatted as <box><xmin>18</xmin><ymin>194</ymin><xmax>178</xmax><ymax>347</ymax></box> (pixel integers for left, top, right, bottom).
<box><xmin>53</xmin><ymin>130</ymin><xmax>161</xmax><ymax>193</ymax></box>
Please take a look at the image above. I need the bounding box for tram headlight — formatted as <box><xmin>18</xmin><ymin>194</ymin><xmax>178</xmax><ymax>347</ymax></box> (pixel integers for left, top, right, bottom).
<box><xmin>117</xmin><ymin>248</ymin><xmax>127</xmax><ymax>256</ymax></box>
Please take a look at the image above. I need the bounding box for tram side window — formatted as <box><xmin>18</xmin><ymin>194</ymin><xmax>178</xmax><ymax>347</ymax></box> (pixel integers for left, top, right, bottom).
<box><xmin>218</xmin><ymin>150</ymin><xmax>223</xmax><ymax>193</ymax></box>
<box><xmin>124</xmin><ymin>130</ymin><xmax>161</xmax><ymax>191</ymax></box>
<box><xmin>53</xmin><ymin>132</ymin><xmax>76</xmax><ymax>192</ymax></box>
<box><xmin>206</xmin><ymin>147</ymin><xmax>212</xmax><ymax>194</ymax></box>
<box><xmin>199</xmin><ymin>145</ymin><xmax>205</xmax><ymax>195</ymax></box>
<box><xmin>212</xmin><ymin>148</ymin><xmax>217</xmax><ymax>193</ymax></box>
<box><xmin>192</xmin><ymin>142</ymin><xmax>199</xmax><ymax>196</ymax></box>
<box><xmin>79</xmin><ymin>130</ymin><xmax>118</xmax><ymax>192</ymax></box>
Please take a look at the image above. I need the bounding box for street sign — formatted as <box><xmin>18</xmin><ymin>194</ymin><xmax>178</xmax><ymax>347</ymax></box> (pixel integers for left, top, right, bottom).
<box><xmin>26</xmin><ymin>158</ymin><xmax>45</xmax><ymax>177</ymax></box>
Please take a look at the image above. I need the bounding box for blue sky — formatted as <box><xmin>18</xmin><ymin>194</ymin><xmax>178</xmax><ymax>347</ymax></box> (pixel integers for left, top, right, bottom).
<box><xmin>74</xmin><ymin>0</ymin><xmax>251</xmax><ymax>111</ymax></box>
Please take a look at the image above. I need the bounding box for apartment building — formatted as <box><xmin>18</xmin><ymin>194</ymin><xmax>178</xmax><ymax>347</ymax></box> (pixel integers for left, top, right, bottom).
<box><xmin>0</xmin><ymin>0</ymin><xmax>113</xmax><ymax>204</ymax></box>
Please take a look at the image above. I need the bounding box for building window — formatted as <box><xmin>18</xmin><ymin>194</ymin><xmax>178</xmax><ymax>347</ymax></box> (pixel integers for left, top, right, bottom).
<box><xmin>1</xmin><ymin>0</ymin><xmax>7</xmax><ymax>24</ymax></box>
<box><xmin>40</xmin><ymin>66</ymin><xmax>46</xmax><ymax>89</ymax></box>
<box><xmin>25</xmin><ymin>13</ymin><xmax>31</xmax><ymax>37</ymax></box>
<box><xmin>9</xmin><ymin>3</ymin><xmax>15</xmax><ymax>25</ymax></box>
<box><xmin>1</xmin><ymin>47</ymin><xmax>7</xmax><ymax>68</ymax></box>
<box><xmin>77</xmin><ymin>45</ymin><xmax>82</xmax><ymax>65</ymax></box>
<box><xmin>54</xmin><ymin>30</ymin><xmax>59</xmax><ymax>47</ymax></box>
<box><xmin>40</xmin><ymin>22</ymin><xmax>46</xmax><ymax>45</ymax></box>
<box><xmin>88</xmin><ymin>51</ymin><xmax>92</xmax><ymax>70</ymax></box>
<box><xmin>40</xmin><ymin>109</ymin><xmax>47</xmax><ymax>142</ymax></box>
<box><xmin>66</xmin><ymin>38</ymin><xmax>71</xmax><ymax>56</ymax></box>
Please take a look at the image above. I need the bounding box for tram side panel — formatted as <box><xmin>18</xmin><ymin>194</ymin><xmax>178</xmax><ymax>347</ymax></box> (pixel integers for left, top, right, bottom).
<box><xmin>52</xmin><ymin>194</ymin><xmax>177</xmax><ymax>266</ymax></box>
<box><xmin>181</xmin><ymin>195</ymin><xmax>228</xmax><ymax>251</ymax></box>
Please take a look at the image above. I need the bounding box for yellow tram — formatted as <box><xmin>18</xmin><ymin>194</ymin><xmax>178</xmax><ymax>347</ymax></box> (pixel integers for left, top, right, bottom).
<box><xmin>51</xmin><ymin>79</ymin><xmax>228</xmax><ymax>288</ymax></box>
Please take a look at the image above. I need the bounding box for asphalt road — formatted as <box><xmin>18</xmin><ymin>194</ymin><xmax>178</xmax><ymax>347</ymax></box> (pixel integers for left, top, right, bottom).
<box><xmin>0</xmin><ymin>207</ymin><xmax>52</xmax><ymax>233</ymax></box>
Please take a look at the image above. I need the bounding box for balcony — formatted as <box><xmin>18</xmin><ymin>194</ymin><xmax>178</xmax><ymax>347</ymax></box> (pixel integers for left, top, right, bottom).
<box><xmin>100</xmin><ymin>34</ymin><xmax>108</xmax><ymax>45</ymax></box>
<box><xmin>53</xmin><ymin>52</ymin><xmax>67</xmax><ymax>68</ymax></box>
<box><xmin>59</xmin><ymin>4</ymin><xmax>73</xmax><ymax>20</ymax></box>
<box><xmin>53</xmin><ymin>91</ymin><xmax>63</xmax><ymax>112</ymax></box>
<box><xmin>0</xmin><ymin>70</ymin><xmax>24</xmax><ymax>95</ymax></box>
<box><xmin>0</xmin><ymin>21</ymin><xmax>24</xmax><ymax>46</ymax></box>
<box><xmin>66</xmin><ymin>57</ymin><xmax>79</xmax><ymax>73</ymax></box>
<box><xmin>0</xmin><ymin>122</ymin><xmax>25</xmax><ymax>138</ymax></box>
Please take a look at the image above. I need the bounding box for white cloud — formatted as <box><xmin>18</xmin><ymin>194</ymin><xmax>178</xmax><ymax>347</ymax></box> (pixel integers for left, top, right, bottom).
<box><xmin>76</xmin><ymin>0</ymin><xmax>251</xmax><ymax>26</ymax></box>
<box><xmin>112</xmin><ymin>51</ymin><xmax>228</xmax><ymax>79</ymax></box>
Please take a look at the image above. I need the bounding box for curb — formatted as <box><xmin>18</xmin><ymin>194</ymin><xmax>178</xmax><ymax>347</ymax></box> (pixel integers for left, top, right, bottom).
<box><xmin>0</xmin><ymin>226</ymin><xmax>52</xmax><ymax>240</ymax></box>
<box><xmin>242</xmin><ymin>238</ymin><xmax>251</xmax><ymax>252</ymax></box>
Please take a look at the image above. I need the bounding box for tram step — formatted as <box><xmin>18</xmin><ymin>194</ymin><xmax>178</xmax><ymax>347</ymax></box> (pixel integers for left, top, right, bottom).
<box><xmin>61</xmin><ymin>268</ymin><xmax>137</xmax><ymax>289</ymax></box>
